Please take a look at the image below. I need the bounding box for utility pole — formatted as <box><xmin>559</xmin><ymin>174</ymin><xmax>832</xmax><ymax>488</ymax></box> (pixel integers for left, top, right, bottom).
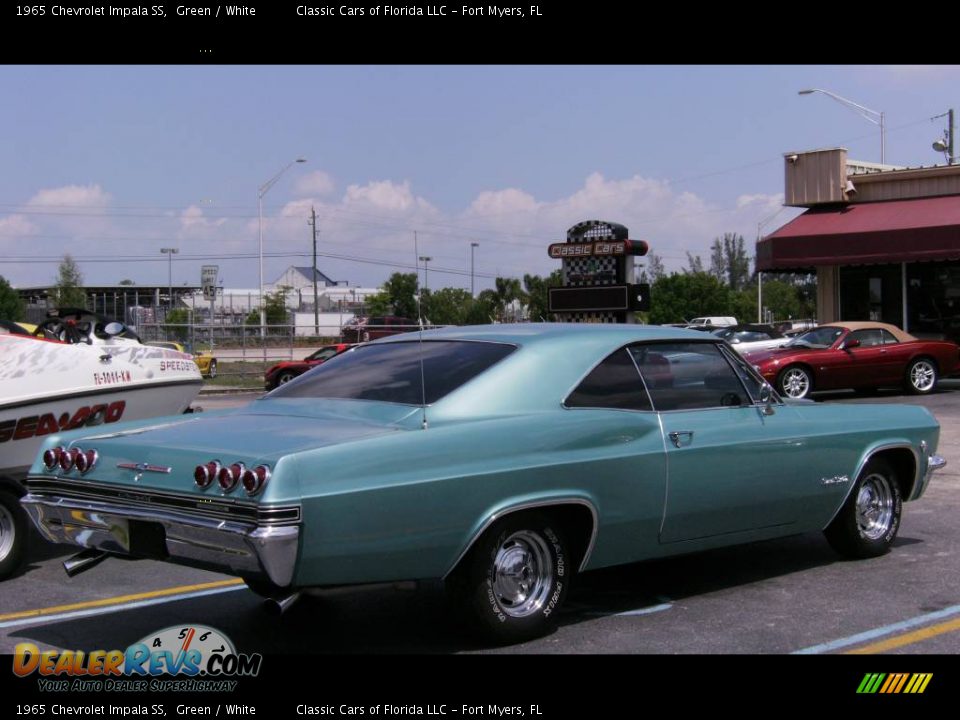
<box><xmin>160</xmin><ymin>248</ymin><xmax>178</xmax><ymax>316</ymax></box>
<box><xmin>470</xmin><ymin>242</ymin><xmax>479</xmax><ymax>297</ymax></box>
<box><xmin>309</xmin><ymin>206</ymin><xmax>319</xmax><ymax>335</ymax></box>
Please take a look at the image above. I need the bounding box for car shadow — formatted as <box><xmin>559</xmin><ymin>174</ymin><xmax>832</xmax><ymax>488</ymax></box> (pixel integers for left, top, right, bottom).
<box><xmin>15</xmin><ymin>531</ymin><xmax>922</xmax><ymax>654</ymax></box>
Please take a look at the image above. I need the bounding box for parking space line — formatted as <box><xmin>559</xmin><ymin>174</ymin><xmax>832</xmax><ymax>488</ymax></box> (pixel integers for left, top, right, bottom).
<box><xmin>0</xmin><ymin>578</ymin><xmax>244</xmax><ymax>624</ymax></box>
<box><xmin>846</xmin><ymin>616</ymin><xmax>960</xmax><ymax>654</ymax></box>
<box><xmin>792</xmin><ymin>603</ymin><xmax>960</xmax><ymax>654</ymax></box>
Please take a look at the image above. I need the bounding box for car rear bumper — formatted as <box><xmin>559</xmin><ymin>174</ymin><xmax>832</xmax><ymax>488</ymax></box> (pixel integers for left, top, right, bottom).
<box><xmin>22</xmin><ymin>494</ymin><xmax>299</xmax><ymax>587</ymax></box>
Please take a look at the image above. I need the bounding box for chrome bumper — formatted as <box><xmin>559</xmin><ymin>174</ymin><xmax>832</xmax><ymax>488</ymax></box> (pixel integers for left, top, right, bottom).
<box><xmin>928</xmin><ymin>454</ymin><xmax>947</xmax><ymax>474</ymax></box>
<box><xmin>22</xmin><ymin>494</ymin><xmax>299</xmax><ymax>587</ymax></box>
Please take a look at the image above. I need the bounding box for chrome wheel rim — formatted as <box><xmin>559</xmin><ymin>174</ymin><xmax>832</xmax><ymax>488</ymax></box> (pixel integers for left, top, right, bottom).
<box><xmin>278</xmin><ymin>373</ymin><xmax>294</xmax><ymax>385</ymax></box>
<box><xmin>0</xmin><ymin>503</ymin><xmax>14</xmax><ymax>563</ymax></box>
<box><xmin>208</xmin><ymin>362</ymin><xmax>217</xmax><ymax>378</ymax></box>
<box><xmin>910</xmin><ymin>361</ymin><xmax>935</xmax><ymax>391</ymax></box>
<box><xmin>781</xmin><ymin>368</ymin><xmax>810</xmax><ymax>398</ymax></box>
<box><xmin>492</xmin><ymin>530</ymin><xmax>553</xmax><ymax>618</ymax></box>
<box><xmin>856</xmin><ymin>473</ymin><xmax>894</xmax><ymax>540</ymax></box>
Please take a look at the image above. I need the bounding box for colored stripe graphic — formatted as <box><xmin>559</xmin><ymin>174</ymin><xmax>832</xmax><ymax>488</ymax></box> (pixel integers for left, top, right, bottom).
<box><xmin>857</xmin><ymin>673</ymin><xmax>931</xmax><ymax>694</ymax></box>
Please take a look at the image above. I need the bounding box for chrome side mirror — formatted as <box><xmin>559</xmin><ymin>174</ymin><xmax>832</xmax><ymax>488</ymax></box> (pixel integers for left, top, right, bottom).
<box><xmin>759</xmin><ymin>383</ymin><xmax>776</xmax><ymax>416</ymax></box>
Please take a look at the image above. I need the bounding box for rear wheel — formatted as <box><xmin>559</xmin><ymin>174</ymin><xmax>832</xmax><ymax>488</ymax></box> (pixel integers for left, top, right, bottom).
<box><xmin>451</xmin><ymin>513</ymin><xmax>570</xmax><ymax>643</ymax></box>
<box><xmin>777</xmin><ymin>365</ymin><xmax>813</xmax><ymax>399</ymax></box>
<box><xmin>905</xmin><ymin>358</ymin><xmax>937</xmax><ymax>395</ymax></box>
<box><xmin>825</xmin><ymin>457</ymin><xmax>902</xmax><ymax>558</ymax></box>
<box><xmin>206</xmin><ymin>360</ymin><xmax>218</xmax><ymax>379</ymax></box>
<box><xmin>0</xmin><ymin>490</ymin><xmax>27</xmax><ymax>580</ymax></box>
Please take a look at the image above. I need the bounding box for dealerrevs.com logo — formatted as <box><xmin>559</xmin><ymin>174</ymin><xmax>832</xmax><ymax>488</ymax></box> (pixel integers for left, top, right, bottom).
<box><xmin>13</xmin><ymin>625</ymin><xmax>262</xmax><ymax>692</ymax></box>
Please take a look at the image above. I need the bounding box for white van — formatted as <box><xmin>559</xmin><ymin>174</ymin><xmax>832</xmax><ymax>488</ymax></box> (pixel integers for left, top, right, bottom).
<box><xmin>687</xmin><ymin>316</ymin><xmax>737</xmax><ymax>327</ymax></box>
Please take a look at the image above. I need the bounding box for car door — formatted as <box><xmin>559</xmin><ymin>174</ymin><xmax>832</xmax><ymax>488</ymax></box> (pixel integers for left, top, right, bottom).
<box><xmin>563</xmin><ymin>348</ymin><xmax>667</xmax><ymax>552</ymax></box>
<box><xmin>830</xmin><ymin>329</ymin><xmax>893</xmax><ymax>387</ymax></box>
<box><xmin>630</xmin><ymin>341</ymin><xmax>809</xmax><ymax>543</ymax></box>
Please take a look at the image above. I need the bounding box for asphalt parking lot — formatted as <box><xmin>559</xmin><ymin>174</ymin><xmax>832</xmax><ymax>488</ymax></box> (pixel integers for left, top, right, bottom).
<box><xmin>2</xmin><ymin>383</ymin><xmax>958</xmax><ymax>655</ymax></box>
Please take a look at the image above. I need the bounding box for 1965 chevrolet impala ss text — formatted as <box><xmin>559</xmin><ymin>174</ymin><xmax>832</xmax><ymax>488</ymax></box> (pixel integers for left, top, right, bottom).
<box><xmin>22</xmin><ymin>325</ymin><xmax>946</xmax><ymax>642</ymax></box>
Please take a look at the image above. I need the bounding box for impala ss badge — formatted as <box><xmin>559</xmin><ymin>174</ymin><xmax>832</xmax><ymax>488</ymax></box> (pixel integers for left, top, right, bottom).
<box><xmin>117</xmin><ymin>462</ymin><xmax>172</xmax><ymax>482</ymax></box>
<box><xmin>821</xmin><ymin>475</ymin><xmax>850</xmax><ymax>485</ymax></box>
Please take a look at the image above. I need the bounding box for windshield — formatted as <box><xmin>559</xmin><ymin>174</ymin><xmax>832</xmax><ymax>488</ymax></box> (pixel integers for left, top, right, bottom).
<box><xmin>785</xmin><ymin>326</ymin><xmax>844</xmax><ymax>349</ymax></box>
<box><xmin>268</xmin><ymin>340</ymin><xmax>516</xmax><ymax>405</ymax></box>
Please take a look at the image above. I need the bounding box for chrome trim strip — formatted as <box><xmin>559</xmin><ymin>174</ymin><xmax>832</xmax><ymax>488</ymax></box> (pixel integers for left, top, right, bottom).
<box><xmin>822</xmin><ymin>442</ymin><xmax>919</xmax><ymax>530</ymax></box>
<box><xmin>444</xmin><ymin>497</ymin><xmax>599</xmax><ymax>578</ymax></box>
<box><xmin>116</xmin><ymin>462</ymin><xmax>171</xmax><ymax>474</ymax></box>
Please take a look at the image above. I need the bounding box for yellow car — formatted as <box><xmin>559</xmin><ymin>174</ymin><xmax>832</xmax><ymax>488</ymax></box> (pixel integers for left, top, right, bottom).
<box><xmin>145</xmin><ymin>341</ymin><xmax>218</xmax><ymax>378</ymax></box>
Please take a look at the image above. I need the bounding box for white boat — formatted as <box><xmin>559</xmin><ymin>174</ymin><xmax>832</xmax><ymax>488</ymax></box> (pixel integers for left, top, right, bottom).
<box><xmin>0</xmin><ymin>318</ymin><xmax>203</xmax><ymax>578</ymax></box>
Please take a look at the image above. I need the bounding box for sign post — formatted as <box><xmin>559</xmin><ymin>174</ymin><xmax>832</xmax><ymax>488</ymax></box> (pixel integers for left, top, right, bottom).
<box><xmin>201</xmin><ymin>265</ymin><xmax>219</xmax><ymax>352</ymax></box>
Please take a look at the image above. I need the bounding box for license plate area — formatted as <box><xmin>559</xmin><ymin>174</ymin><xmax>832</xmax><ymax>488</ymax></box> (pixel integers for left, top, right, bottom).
<box><xmin>128</xmin><ymin>520</ymin><xmax>168</xmax><ymax>559</ymax></box>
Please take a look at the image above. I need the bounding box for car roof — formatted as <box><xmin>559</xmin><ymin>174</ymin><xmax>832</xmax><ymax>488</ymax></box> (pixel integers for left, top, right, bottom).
<box><xmin>824</xmin><ymin>322</ymin><xmax>916</xmax><ymax>343</ymax></box>
<box><xmin>376</xmin><ymin>322</ymin><xmax>711</xmax><ymax>346</ymax></box>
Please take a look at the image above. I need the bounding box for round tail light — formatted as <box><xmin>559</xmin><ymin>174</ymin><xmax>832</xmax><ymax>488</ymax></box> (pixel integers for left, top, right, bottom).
<box><xmin>195</xmin><ymin>461</ymin><xmax>220</xmax><ymax>488</ymax></box>
<box><xmin>43</xmin><ymin>447</ymin><xmax>64</xmax><ymax>470</ymax></box>
<box><xmin>59</xmin><ymin>448</ymin><xmax>78</xmax><ymax>472</ymax></box>
<box><xmin>242</xmin><ymin>465</ymin><xmax>271</xmax><ymax>496</ymax></box>
<box><xmin>75</xmin><ymin>449</ymin><xmax>98</xmax><ymax>474</ymax></box>
<box><xmin>218</xmin><ymin>463</ymin><xmax>244</xmax><ymax>492</ymax></box>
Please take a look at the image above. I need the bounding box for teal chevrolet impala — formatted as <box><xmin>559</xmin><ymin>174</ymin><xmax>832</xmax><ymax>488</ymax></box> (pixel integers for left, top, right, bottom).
<box><xmin>22</xmin><ymin>324</ymin><xmax>947</xmax><ymax>642</ymax></box>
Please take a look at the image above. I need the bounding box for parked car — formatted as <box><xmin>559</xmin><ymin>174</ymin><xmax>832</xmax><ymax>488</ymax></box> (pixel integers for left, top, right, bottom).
<box><xmin>712</xmin><ymin>324</ymin><xmax>788</xmax><ymax>354</ymax></box>
<box><xmin>145</xmin><ymin>341</ymin><xmax>218</xmax><ymax>378</ymax></box>
<box><xmin>264</xmin><ymin>343</ymin><xmax>354</xmax><ymax>390</ymax></box>
<box><xmin>745</xmin><ymin>321</ymin><xmax>960</xmax><ymax>399</ymax></box>
<box><xmin>687</xmin><ymin>316</ymin><xmax>737</xmax><ymax>327</ymax></box>
<box><xmin>22</xmin><ymin>324</ymin><xmax>946</xmax><ymax>642</ymax></box>
<box><xmin>341</xmin><ymin>316</ymin><xmax>417</xmax><ymax>342</ymax></box>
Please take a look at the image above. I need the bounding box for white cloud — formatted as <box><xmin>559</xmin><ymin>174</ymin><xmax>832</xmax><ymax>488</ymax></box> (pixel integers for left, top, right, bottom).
<box><xmin>27</xmin><ymin>184</ymin><xmax>111</xmax><ymax>208</ymax></box>
<box><xmin>0</xmin><ymin>214</ymin><xmax>38</xmax><ymax>237</ymax></box>
<box><xmin>179</xmin><ymin>205</ymin><xmax>227</xmax><ymax>230</ymax></box>
<box><xmin>294</xmin><ymin>171</ymin><xmax>335</xmax><ymax>197</ymax></box>
<box><xmin>343</xmin><ymin>179</ymin><xmax>437</xmax><ymax>214</ymax></box>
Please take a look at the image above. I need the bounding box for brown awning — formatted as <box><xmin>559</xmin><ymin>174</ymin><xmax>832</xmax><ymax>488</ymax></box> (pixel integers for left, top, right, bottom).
<box><xmin>756</xmin><ymin>195</ymin><xmax>960</xmax><ymax>271</ymax></box>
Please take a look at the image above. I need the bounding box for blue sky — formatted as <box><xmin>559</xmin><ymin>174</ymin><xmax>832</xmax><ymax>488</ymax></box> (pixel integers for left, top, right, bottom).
<box><xmin>1</xmin><ymin>65</ymin><xmax>957</xmax><ymax>293</ymax></box>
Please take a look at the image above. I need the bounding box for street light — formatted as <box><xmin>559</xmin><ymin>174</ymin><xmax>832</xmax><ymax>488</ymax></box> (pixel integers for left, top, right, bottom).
<box><xmin>258</xmin><ymin>157</ymin><xmax>306</xmax><ymax>347</ymax></box>
<box><xmin>418</xmin><ymin>256</ymin><xmax>433</xmax><ymax>293</ymax></box>
<box><xmin>470</xmin><ymin>242</ymin><xmax>479</xmax><ymax>297</ymax></box>
<box><xmin>932</xmin><ymin>109</ymin><xmax>956</xmax><ymax>165</ymax></box>
<box><xmin>799</xmin><ymin>88</ymin><xmax>886</xmax><ymax>164</ymax></box>
<box><xmin>160</xmin><ymin>248</ymin><xmax>178</xmax><ymax>315</ymax></box>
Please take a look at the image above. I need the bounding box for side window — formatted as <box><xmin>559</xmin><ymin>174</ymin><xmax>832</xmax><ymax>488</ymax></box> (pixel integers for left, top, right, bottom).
<box><xmin>880</xmin><ymin>329</ymin><xmax>899</xmax><ymax>345</ymax></box>
<box><xmin>848</xmin><ymin>329</ymin><xmax>882</xmax><ymax>347</ymax></box>
<box><xmin>565</xmin><ymin>348</ymin><xmax>652</xmax><ymax>412</ymax></box>
<box><xmin>630</xmin><ymin>343</ymin><xmax>750</xmax><ymax>411</ymax></box>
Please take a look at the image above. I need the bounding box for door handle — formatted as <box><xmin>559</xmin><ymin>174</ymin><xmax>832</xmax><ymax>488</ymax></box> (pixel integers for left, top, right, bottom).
<box><xmin>668</xmin><ymin>430</ymin><xmax>694</xmax><ymax>448</ymax></box>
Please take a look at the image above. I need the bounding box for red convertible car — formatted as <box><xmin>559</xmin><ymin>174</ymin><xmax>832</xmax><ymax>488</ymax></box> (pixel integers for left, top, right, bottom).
<box><xmin>745</xmin><ymin>322</ymin><xmax>960</xmax><ymax>399</ymax></box>
<box><xmin>264</xmin><ymin>343</ymin><xmax>353</xmax><ymax>390</ymax></box>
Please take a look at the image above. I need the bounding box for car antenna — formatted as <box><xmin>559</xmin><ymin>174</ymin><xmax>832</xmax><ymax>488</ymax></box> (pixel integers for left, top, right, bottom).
<box><xmin>415</xmin><ymin>231</ymin><xmax>428</xmax><ymax>430</ymax></box>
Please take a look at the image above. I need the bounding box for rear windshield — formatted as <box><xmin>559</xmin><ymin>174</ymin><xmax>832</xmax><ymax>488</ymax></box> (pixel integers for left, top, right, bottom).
<box><xmin>268</xmin><ymin>340</ymin><xmax>516</xmax><ymax>405</ymax></box>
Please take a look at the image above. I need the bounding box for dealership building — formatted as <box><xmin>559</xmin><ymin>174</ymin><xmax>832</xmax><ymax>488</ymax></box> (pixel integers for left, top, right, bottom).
<box><xmin>757</xmin><ymin>148</ymin><xmax>960</xmax><ymax>342</ymax></box>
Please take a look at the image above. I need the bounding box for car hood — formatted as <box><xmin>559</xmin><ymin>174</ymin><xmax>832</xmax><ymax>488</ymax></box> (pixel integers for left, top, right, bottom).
<box><xmin>744</xmin><ymin>345</ymin><xmax>826</xmax><ymax>364</ymax></box>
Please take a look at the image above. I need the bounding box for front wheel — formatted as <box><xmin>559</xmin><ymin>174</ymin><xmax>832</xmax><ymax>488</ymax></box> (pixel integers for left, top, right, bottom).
<box><xmin>824</xmin><ymin>457</ymin><xmax>902</xmax><ymax>559</ymax></box>
<box><xmin>777</xmin><ymin>365</ymin><xmax>813</xmax><ymax>399</ymax></box>
<box><xmin>276</xmin><ymin>371</ymin><xmax>296</xmax><ymax>386</ymax></box>
<box><xmin>453</xmin><ymin>513</ymin><xmax>570</xmax><ymax>644</ymax></box>
<box><xmin>0</xmin><ymin>490</ymin><xmax>27</xmax><ymax>580</ymax></box>
<box><xmin>905</xmin><ymin>358</ymin><xmax>937</xmax><ymax>395</ymax></box>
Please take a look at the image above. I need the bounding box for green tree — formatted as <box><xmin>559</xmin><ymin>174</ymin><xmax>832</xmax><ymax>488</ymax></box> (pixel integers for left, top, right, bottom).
<box><xmin>422</xmin><ymin>287</ymin><xmax>473</xmax><ymax>325</ymax></box>
<box><xmin>466</xmin><ymin>290</ymin><xmax>498</xmax><ymax>325</ymax></box>
<box><xmin>522</xmin><ymin>270</ymin><xmax>562</xmax><ymax>322</ymax></box>
<box><xmin>683</xmin><ymin>252</ymin><xmax>705</xmax><ymax>275</ymax></box>
<box><xmin>118</xmin><ymin>278</ymin><xmax>135</xmax><ymax>286</ymax></box>
<box><xmin>244</xmin><ymin>287</ymin><xmax>291</xmax><ymax>326</ymax></box>
<box><xmin>493</xmin><ymin>277</ymin><xmax>526</xmax><ymax>321</ymax></box>
<box><xmin>0</xmin><ymin>275</ymin><xmax>25</xmax><ymax>321</ymax></box>
<box><xmin>378</xmin><ymin>272</ymin><xmax>419</xmax><ymax>319</ymax></box>
<box><xmin>53</xmin><ymin>254</ymin><xmax>87</xmax><ymax>308</ymax></box>
<box><xmin>164</xmin><ymin>307</ymin><xmax>190</xmax><ymax>341</ymax></box>
<box><xmin>759</xmin><ymin>279</ymin><xmax>811</xmax><ymax>323</ymax></box>
<box><xmin>648</xmin><ymin>272</ymin><xmax>732</xmax><ymax>325</ymax></box>
<box><xmin>645</xmin><ymin>253</ymin><xmax>666</xmax><ymax>282</ymax></box>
